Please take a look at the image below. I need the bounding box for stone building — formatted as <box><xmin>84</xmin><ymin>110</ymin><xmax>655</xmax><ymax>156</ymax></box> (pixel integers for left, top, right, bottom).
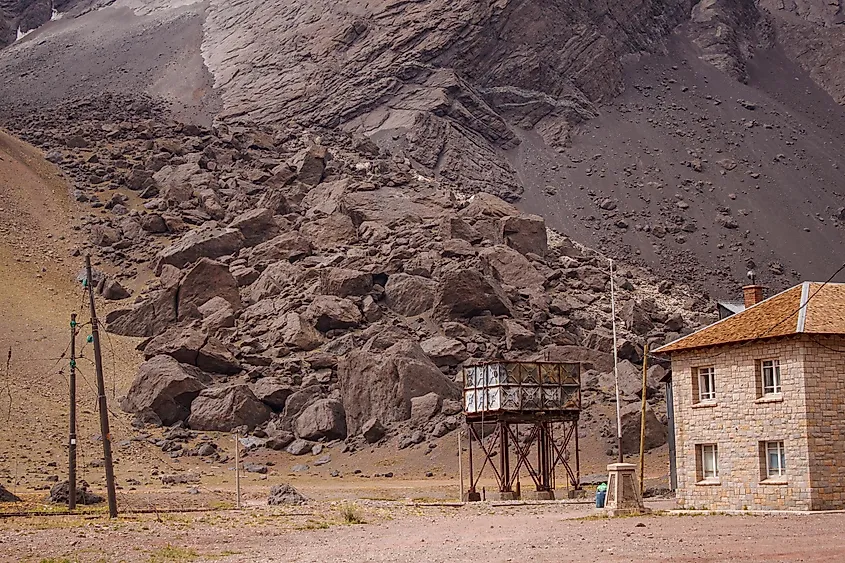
<box><xmin>655</xmin><ymin>282</ymin><xmax>845</xmax><ymax>511</ymax></box>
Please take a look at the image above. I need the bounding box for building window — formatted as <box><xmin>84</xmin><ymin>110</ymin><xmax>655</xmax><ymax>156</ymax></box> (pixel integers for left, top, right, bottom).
<box><xmin>696</xmin><ymin>444</ymin><xmax>719</xmax><ymax>482</ymax></box>
<box><xmin>694</xmin><ymin>366</ymin><xmax>716</xmax><ymax>402</ymax></box>
<box><xmin>763</xmin><ymin>441</ymin><xmax>786</xmax><ymax>479</ymax></box>
<box><xmin>760</xmin><ymin>360</ymin><xmax>782</xmax><ymax>395</ymax></box>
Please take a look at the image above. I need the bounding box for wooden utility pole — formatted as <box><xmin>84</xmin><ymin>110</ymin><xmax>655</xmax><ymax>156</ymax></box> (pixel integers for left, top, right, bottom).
<box><xmin>234</xmin><ymin>430</ymin><xmax>241</xmax><ymax>509</ymax></box>
<box><xmin>68</xmin><ymin>313</ymin><xmax>78</xmax><ymax>511</ymax></box>
<box><xmin>638</xmin><ymin>343</ymin><xmax>649</xmax><ymax>496</ymax></box>
<box><xmin>85</xmin><ymin>256</ymin><xmax>118</xmax><ymax>518</ymax></box>
<box><xmin>458</xmin><ymin>429</ymin><xmax>464</xmax><ymax>502</ymax></box>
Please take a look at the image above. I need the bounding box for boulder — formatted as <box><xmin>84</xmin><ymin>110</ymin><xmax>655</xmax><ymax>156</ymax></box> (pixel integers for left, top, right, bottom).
<box><xmin>282</xmin><ymin>385</ymin><xmax>323</xmax><ymax>421</ymax></box>
<box><xmin>362</xmin><ymin>418</ymin><xmax>386</xmax><ymax>443</ymax></box>
<box><xmin>619</xmin><ymin>402</ymin><xmax>668</xmax><ymax>454</ymax></box>
<box><xmin>439</xmin><ymin>215</ymin><xmax>482</xmax><ymax>243</ymax></box>
<box><xmin>143</xmin><ymin>326</ymin><xmax>240</xmax><ymax>375</ymax></box>
<box><xmin>247</xmin><ymin>261</ymin><xmax>303</xmax><ymax>303</ymax></box>
<box><xmin>598</xmin><ymin>360</ymin><xmax>644</xmax><ymax>398</ymax></box>
<box><xmin>140</xmin><ymin>214</ymin><xmax>168</xmax><ymax>233</ymax></box>
<box><xmin>319</xmin><ymin>268</ymin><xmax>373</xmax><ymax>297</ymax></box>
<box><xmin>500</xmin><ymin>214</ymin><xmax>548</xmax><ymax>257</ymax></box>
<box><xmin>90</xmin><ymin>225</ymin><xmax>121</xmax><ymax>247</ymax></box>
<box><xmin>49</xmin><ymin>480</ymin><xmax>103</xmax><ymax>505</ymax></box>
<box><xmin>434</xmin><ymin>267</ymin><xmax>513</xmax><ymax>318</ymax></box>
<box><xmin>152</xmin><ymin>163</ymin><xmax>204</xmax><ymax>202</ymax></box>
<box><xmin>304</xmin><ymin>296</ymin><xmax>362</xmax><ymax>332</ymax></box>
<box><xmin>156</xmin><ymin>227</ymin><xmax>244</xmax><ymax>272</ymax></box>
<box><xmin>294</xmin><ymin>399</ymin><xmax>347</xmax><ymax>441</ymax></box>
<box><xmin>199</xmin><ymin>296</ymin><xmax>236</xmax><ymax>332</ymax></box>
<box><xmin>299</xmin><ymin>213</ymin><xmax>358</xmax><ymax>249</ymax></box>
<box><xmin>285</xmin><ymin>439</ymin><xmax>313</xmax><ymax>456</ymax></box>
<box><xmin>339</xmin><ymin>340</ymin><xmax>461</xmax><ymax>434</ymax></box>
<box><xmin>228</xmin><ymin>207</ymin><xmax>278</xmax><ymax>246</ymax></box>
<box><xmin>100</xmin><ymin>279</ymin><xmax>131</xmax><ymax>300</ymax></box>
<box><xmin>298</xmin><ymin>145</ymin><xmax>328</xmax><ymax>186</ymax></box>
<box><xmin>384</xmin><ymin>274</ymin><xmax>436</xmax><ymax>316</ymax></box>
<box><xmin>533</xmin><ymin>345</ymin><xmax>613</xmax><ymax>373</ymax></box>
<box><xmin>179</xmin><ymin>258</ymin><xmax>242</xmax><ymax>314</ymax></box>
<box><xmin>421</xmin><ymin>336</ymin><xmax>468</xmax><ymax>367</ymax></box>
<box><xmin>268</xmin><ymin>483</ymin><xmax>307</xmax><ymax>505</ymax></box>
<box><xmin>248</xmin><ymin>232</ymin><xmax>313</xmax><ymax>267</ymax></box>
<box><xmin>410</xmin><ymin>392</ymin><xmax>442</xmax><ymax>427</ymax></box>
<box><xmin>187</xmin><ymin>384</ymin><xmax>272</xmax><ymax>431</ymax></box>
<box><xmin>277</xmin><ymin>312</ymin><xmax>323</xmax><ymax>351</ymax></box>
<box><xmin>479</xmin><ymin>245</ymin><xmax>545</xmax><ymax>288</ymax></box>
<box><xmin>0</xmin><ymin>483</ymin><xmax>20</xmax><ymax>503</ymax></box>
<box><xmin>120</xmin><ymin>355</ymin><xmax>209</xmax><ymax>425</ymax></box>
<box><xmin>621</xmin><ymin>300</ymin><xmax>655</xmax><ymax>335</ymax></box>
<box><xmin>251</xmin><ymin>378</ymin><xmax>293</xmax><ymax>410</ymax></box>
<box><xmin>504</xmin><ymin>319</ymin><xmax>536</xmax><ymax>350</ymax></box>
<box><xmin>647</xmin><ymin>365</ymin><xmax>667</xmax><ymax>392</ymax></box>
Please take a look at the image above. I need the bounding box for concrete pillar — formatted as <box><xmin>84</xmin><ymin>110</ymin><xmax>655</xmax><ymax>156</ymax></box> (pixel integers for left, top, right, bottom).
<box><xmin>604</xmin><ymin>463</ymin><xmax>649</xmax><ymax>516</ymax></box>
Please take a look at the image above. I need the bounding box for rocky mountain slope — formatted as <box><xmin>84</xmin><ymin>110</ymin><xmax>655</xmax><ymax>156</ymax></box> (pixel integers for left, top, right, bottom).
<box><xmin>1</xmin><ymin>0</ymin><xmax>843</xmax><ymax>295</ymax></box>
<box><xmin>0</xmin><ymin>93</ymin><xmax>701</xmax><ymax>458</ymax></box>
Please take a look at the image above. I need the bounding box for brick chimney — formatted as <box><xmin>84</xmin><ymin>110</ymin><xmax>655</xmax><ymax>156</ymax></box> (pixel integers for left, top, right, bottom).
<box><xmin>743</xmin><ymin>285</ymin><xmax>764</xmax><ymax>308</ymax></box>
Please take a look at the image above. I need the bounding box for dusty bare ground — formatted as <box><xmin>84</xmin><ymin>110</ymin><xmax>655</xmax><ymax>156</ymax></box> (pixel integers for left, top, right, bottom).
<box><xmin>2</xmin><ymin>499</ymin><xmax>845</xmax><ymax>562</ymax></box>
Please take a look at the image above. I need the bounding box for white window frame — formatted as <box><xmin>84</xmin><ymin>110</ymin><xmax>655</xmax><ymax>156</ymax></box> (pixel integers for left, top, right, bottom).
<box><xmin>761</xmin><ymin>359</ymin><xmax>782</xmax><ymax>395</ymax></box>
<box><xmin>699</xmin><ymin>444</ymin><xmax>719</xmax><ymax>480</ymax></box>
<box><xmin>697</xmin><ymin>366</ymin><xmax>716</xmax><ymax>401</ymax></box>
<box><xmin>765</xmin><ymin>441</ymin><xmax>786</xmax><ymax>479</ymax></box>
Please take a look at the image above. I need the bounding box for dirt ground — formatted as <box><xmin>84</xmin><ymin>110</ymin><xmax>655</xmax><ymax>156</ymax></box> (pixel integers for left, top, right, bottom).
<box><xmin>3</xmin><ymin>498</ymin><xmax>845</xmax><ymax>562</ymax></box>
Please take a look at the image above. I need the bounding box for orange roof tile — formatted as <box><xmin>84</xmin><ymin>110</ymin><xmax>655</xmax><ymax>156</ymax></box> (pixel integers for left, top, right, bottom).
<box><xmin>654</xmin><ymin>282</ymin><xmax>845</xmax><ymax>354</ymax></box>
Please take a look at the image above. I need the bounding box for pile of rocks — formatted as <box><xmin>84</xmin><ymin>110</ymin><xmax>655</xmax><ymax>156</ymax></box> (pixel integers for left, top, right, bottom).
<box><xmin>7</xmin><ymin>94</ymin><xmax>716</xmax><ymax>454</ymax></box>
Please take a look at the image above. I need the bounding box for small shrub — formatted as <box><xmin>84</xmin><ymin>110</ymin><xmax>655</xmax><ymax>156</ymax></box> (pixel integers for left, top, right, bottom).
<box><xmin>148</xmin><ymin>545</ymin><xmax>198</xmax><ymax>563</ymax></box>
<box><xmin>340</xmin><ymin>503</ymin><xmax>366</xmax><ymax>525</ymax></box>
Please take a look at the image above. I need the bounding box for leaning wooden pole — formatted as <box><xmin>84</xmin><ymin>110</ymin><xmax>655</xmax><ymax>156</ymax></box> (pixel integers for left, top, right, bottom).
<box><xmin>638</xmin><ymin>343</ymin><xmax>649</xmax><ymax>496</ymax></box>
<box><xmin>68</xmin><ymin>313</ymin><xmax>78</xmax><ymax>511</ymax></box>
<box><xmin>458</xmin><ymin>429</ymin><xmax>464</xmax><ymax>502</ymax></box>
<box><xmin>86</xmin><ymin>256</ymin><xmax>118</xmax><ymax>518</ymax></box>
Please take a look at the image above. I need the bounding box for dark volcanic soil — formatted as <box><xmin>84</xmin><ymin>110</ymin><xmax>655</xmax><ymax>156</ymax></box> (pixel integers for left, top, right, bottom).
<box><xmin>515</xmin><ymin>37</ymin><xmax>845</xmax><ymax>298</ymax></box>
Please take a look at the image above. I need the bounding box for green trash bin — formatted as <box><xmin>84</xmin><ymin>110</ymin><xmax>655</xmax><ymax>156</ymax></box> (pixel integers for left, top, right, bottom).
<box><xmin>596</xmin><ymin>482</ymin><xmax>608</xmax><ymax>508</ymax></box>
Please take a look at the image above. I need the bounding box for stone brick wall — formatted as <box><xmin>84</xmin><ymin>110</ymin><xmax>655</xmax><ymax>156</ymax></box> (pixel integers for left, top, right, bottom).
<box><xmin>671</xmin><ymin>337</ymin><xmax>813</xmax><ymax>510</ymax></box>
<box><xmin>803</xmin><ymin>335</ymin><xmax>845</xmax><ymax>510</ymax></box>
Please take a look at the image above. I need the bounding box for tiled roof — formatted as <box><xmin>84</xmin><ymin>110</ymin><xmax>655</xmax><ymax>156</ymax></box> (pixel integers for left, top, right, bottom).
<box><xmin>654</xmin><ymin>282</ymin><xmax>845</xmax><ymax>354</ymax></box>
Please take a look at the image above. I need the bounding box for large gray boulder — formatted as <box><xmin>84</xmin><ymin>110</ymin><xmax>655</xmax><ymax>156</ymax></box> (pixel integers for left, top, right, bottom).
<box><xmin>434</xmin><ymin>267</ymin><xmax>513</xmax><ymax>318</ymax></box>
<box><xmin>304</xmin><ymin>296</ymin><xmax>362</xmax><ymax>332</ymax></box>
<box><xmin>294</xmin><ymin>399</ymin><xmax>347</xmax><ymax>441</ymax></box>
<box><xmin>500</xmin><ymin>213</ymin><xmax>548</xmax><ymax>257</ymax></box>
<box><xmin>319</xmin><ymin>268</ymin><xmax>373</xmax><ymax>297</ymax></box>
<box><xmin>155</xmin><ymin>226</ymin><xmax>244</xmax><ymax>273</ymax></box>
<box><xmin>339</xmin><ymin>340</ymin><xmax>460</xmax><ymax>434</ymax></box>
<box><xmin>0</xmin><ymin>483</ymin><xmax>20</xmax><ymax>503</ymax></box>
<box><xmin>384</xmin><ymin>273</ymin><xmax>435</xmax><ymax>316</ymax></box>
<box><xmin>250</xmin><ymin>378</ymin><xmax>293</xmax><ymax>411</ymax></box>
<box><xmin>619</xmin><ymin>402</ymin><xmax>668</xmax><ymax>455</ymax></box>
<box><xmin>268</xmin><ymin>483</ymin><xmax>307</xmax><ymax>505</ymax></box>
<box><xmin>248</xmin><ymin>232</ymin><xmax>313</xmax><ymax>267</ymax></box>
<box><xmin>479</xmin><ymin>244</ymin><xmax>545</xmax><ymax>288</ymax></box>
<box><xmin>120</xmin><ymin>355</ymin><xmax>209</xmax><ymax>425</ymax></box>
<box><xmin>143</xmin><ymin>326</ymin><xmax>240</xmax><ymax>375</ymax></box>
<box><xmin>106</xmin><ymin>287</ymin><xmax>177</xmax><ymax>337</ymax></box>
<box><xmin>179</xmin><ymin>258</ymin><xmax>241</xmax><ymax>314</ymax></box>
<box><xmin>277</xmin><ymin>312</ymin><xmax>323</xmax><ymax>351</ymax></box>
<box><xmin>228</xmin><ymin>207</ymin><xmax>278</xmax><ymax>246</ymax></box>
<box><xmin>421</xmin><ymin>336</ymin><xmax>468</xmax><ymax>367</ymax></box>
<box><xmin>187</xmin><ymin>384</ymin><xmax>272</xmax><ymax>431</ymax></box>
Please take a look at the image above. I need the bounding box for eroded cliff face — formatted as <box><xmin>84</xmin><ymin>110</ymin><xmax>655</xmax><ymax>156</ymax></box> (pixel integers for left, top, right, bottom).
<box><xmin>1</xmin><ymin>0</ymin><xmax>845</xmax><ymax>294</ymax></box>
<box><xmin>199</xmin><ymin>0</ymin><xmax>702</xmax><ymax>200</ymax></box>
